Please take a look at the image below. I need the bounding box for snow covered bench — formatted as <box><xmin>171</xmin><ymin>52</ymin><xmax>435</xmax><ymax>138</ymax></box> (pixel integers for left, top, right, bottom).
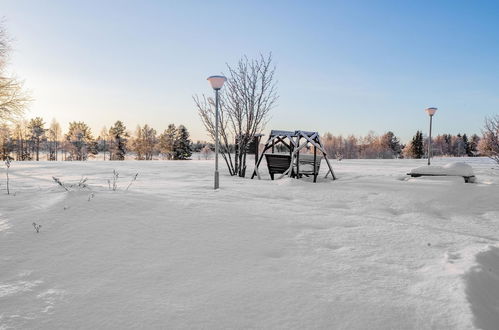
<box><xmin>408</xmin><ymin>162</ymin><xmax>476</xmax><ymax>183</ymax></box>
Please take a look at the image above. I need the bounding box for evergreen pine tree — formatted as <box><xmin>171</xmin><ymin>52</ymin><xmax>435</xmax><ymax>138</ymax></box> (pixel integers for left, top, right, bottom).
<box><xmin>174</xmin><ymin>125</ymin><xmax>192</xmax><ymax>160</ymax></box>
<box><xmin>407</xmin><ymin>130</ymin><xmax>424</xmax><ymax>159</ymax></box>
<box><xmin>109</xmin><ymin>121</ymin><xmax>128</xmax><ymax>160</ymax></box>
<box><xmin>158</xmin><ymin>124</ymin><xmax>177</xmax><ymax>160</ymax></box>
<box><xmin>462</xmin><ymin>133</ymin><xmax>472</xmax><ymax>156</ymax></box>
<box><xmin>27</xmin><ymin>117</ymin><xmax>46</xmax><ymax>161</ymax></box>
<box><xmin>415</xmin><ymin>131</ymin><xmax>424</xmax><ymax>158</ymax></box>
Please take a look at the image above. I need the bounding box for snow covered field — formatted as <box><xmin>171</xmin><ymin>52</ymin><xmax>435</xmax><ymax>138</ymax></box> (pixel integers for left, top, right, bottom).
<box><xmin>1</xmin><ymin>157</ymin><xmax>498</xmax><ymax>329</ymax></box>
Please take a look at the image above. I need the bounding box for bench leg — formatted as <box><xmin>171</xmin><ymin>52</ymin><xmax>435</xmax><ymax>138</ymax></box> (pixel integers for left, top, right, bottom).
<box><xmin>270</xmin><ymin>173</ymin><xmax>274</xmax><ymax>180</ymax></box>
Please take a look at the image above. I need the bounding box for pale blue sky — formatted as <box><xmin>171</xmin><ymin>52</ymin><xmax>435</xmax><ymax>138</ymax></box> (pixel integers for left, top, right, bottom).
<box><xmin>3</xmin><ymin>0</ymin><xmax>499</xmax><ymax>142</ymax></box>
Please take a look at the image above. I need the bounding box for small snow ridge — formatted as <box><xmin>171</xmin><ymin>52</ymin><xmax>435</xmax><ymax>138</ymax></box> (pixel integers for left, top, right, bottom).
<box><xmin>37</xmin><ymin>289</ymin><xmax>66</xmax><ymax>314</ymax></box>
<box><xmin>0</xmin><ymin>280</ymin><xmax>42</xmax><ymax>298</ymax></box>
<box><xmin>0</xmin><ymin>217</ymin><xmax>11</xmax><ymax>233</ymax></box>
<box><xmin>465</xmin><ymin>246</ymin><xmax>499</xmax><ymax>330</ymax></box>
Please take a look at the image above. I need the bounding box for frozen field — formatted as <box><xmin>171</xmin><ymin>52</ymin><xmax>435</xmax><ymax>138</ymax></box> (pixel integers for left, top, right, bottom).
<box><xmin>1</xmin><ymin>157</ymin><xmax>498</xmax><ymax>329</ymax></box>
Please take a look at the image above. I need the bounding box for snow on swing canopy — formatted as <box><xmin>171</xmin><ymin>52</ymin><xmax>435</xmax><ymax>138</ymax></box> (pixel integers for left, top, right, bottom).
<box><xmin>207</xmin><ymin>75</ymin><xmax>227</xmax><ymax>90</ymax></box>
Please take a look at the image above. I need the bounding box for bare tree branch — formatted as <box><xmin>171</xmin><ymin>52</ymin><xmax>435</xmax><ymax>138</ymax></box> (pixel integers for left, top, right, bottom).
<box><xmin>480</xmin><ymin>115</ymin><xmax>499</xmax><ymax>164</ymax></box>
<box><xmin>0</xmin><ymin>22</ymin><xmax>30</xmax><ymax>122</ymax></box>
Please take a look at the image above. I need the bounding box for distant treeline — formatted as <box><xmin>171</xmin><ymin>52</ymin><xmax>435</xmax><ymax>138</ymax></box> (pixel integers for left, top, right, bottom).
<box><xmin>0</xmin><ymin>118</ymin><xmax>489</xmax><ymax>162</ymax></box>
<box><xmin>320</xmin><ymin>131</ymin><xmax>482</xmax><ymax>159</ymax></box>
<box><xmin>0</xmin><ymin>118</ymin><xmax>198</xmax><ymax>161</ymax></box>
<box><xmin>403</xmin><ymin>131</ymin><xmax>481</xmax><ymax>159</ymax></box>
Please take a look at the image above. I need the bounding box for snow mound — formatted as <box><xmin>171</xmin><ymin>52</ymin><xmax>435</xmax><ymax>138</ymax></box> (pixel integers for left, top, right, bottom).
<box><xmin>410</xmin><ymin>162</ymin><xmax>475</xmax><ymax>177</ymax></box>
<box><xmin>465</xmin><ymin>246</ymin><xmax>499</xmax><ymax>330</ymax></box>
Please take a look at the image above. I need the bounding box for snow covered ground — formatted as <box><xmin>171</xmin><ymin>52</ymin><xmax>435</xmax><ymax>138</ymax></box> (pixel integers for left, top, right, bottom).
<box><xmin>1</xmin><ymin>157</ymin><xmax>498</xmax><ymax>329</ymax></box>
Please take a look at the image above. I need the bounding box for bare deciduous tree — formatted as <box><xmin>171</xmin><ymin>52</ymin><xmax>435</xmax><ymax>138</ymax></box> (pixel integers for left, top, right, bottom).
<box><xmin>0</xmin><ymin>77</ymin><xmax>30</xmax><ymax>122</ymax></box>
<box><xmin>132</xmin><ymin>124</ymin><xmax>157</xmax><ymax>160</ymax></box>
<box><xmin>195</xmin><ymin>53</ymin><xmax>278</xmax><ymax>177</ymax></box>
<box><xmin>48</xmin><ymin>119</ymin><xmax>62</xmax><ymax>161</ymax></box>
<box><xmin>195</xmin><ymin>94</ymin><xmax>235</xmax><ymax>173</ymax></box>
<box><xmin>0</xmin><ymin>23</ymin><xmax>30</xmax><ymax>122</ymax></box>
<box><xmin>479</xmin><ymin>115</ymin><xmax>499</xmax><ymax>164</ymax></box>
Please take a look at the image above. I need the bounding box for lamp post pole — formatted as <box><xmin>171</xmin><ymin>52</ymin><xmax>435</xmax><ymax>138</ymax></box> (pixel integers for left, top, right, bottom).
<box><xmin>428</xmin><ymin>114</ymin><xmax>433</xmax><ymax>165</ymax></box>
<box><xmin>207</xmin><ymin>75</ymin><xmax>227</xmax><ymax>189</ymax></box>
<box><xmin>214</xmin><ymin>88</ymin><xmax>220</xmax><ymax>189</ymax></box>
<box><xmin>425</xmin><ymin>107</ymin><xmax>437</xmax><ymax>166</ymax></box>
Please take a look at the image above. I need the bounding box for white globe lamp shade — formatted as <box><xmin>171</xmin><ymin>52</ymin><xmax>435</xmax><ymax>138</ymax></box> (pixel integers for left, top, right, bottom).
<box><xmin>425</xmin><ymin>107</ymin><xmax>437</xmax><ymax>116</ymax></box>
<box><xmin>207</xmin><ymin>75</ymin><xmax>227</xmax><ymax>90</ymax></box>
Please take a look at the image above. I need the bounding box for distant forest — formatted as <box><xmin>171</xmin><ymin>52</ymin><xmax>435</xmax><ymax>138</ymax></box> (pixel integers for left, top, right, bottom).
<box><xmin>320</xmin><ymin>130</ymin><xmax>482</xmax><ymax>160</ymax></box>
<box><xmin>0</xmin><ymin>118</ymin><xmax>195</xmax><ymax>161</ymax></box>
<box><xmin>0</xmin><ymin>117</ymin><xmax>487</xmax><ymax>161</ymax></box>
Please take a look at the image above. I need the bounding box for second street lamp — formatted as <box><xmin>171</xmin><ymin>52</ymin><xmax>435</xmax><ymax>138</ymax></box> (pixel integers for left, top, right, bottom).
<box><xmin>207</xmin><ymin>75</ymin><xmax>227</xmax><ymax>189</ymax></box>
<box><xmin>425</xmin><ymin>107</ymin><xmax>437</xmax><ymax>165</ymax></box>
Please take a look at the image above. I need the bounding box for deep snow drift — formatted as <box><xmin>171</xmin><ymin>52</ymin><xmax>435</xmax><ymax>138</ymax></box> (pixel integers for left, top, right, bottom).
<box><xmin>1</xmin><ymin>157</ymin><xmax>499</xmax><ymax>329</ymax></box>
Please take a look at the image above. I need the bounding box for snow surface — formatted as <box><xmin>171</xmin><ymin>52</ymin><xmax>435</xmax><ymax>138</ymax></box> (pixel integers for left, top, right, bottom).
<box><xmin>1</xmin><ymin>157</ymin><xmax>499</xmax><ymax>329</ymax></box>
<box><xmin>410</xmin><ymin>162</ymin><xmax>475</xmax><ymax>177</ymax></box>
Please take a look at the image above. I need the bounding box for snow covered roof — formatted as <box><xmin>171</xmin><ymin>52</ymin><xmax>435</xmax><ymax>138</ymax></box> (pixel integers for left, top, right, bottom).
<box><xmin>269</xmin><ymin>130</ymin><xmax>320</xmax><ymax>138</ymax></box>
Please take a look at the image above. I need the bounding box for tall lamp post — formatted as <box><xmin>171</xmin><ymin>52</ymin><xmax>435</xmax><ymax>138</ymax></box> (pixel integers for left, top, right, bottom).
<box><xmin>425</xmin><ymin>107</ymin><xmax>437</xmax><ymax>165</ymax></box>
<box><xmin>207</xmin><ymin>75</ymin><xmax>227</xmax><ymax>189</ymax></box>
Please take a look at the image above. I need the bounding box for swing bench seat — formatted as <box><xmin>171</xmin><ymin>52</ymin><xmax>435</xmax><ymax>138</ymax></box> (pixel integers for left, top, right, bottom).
<box><xmin>265</xmin><ymin>154</ymin><xmax>291</xmax><ymax>180</ymax></box>
<box><xmin>295</xmin><ymin>154</ymin><xmax>322</xmax><ymax>176</ymax></box>
<box><xmin>265</xmin><ymin>153</ymin><xmax>322</xmax><ymax>181</ymax></box>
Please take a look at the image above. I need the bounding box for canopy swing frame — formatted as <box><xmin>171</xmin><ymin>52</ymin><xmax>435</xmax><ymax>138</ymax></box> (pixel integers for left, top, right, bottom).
<box><xmin>251</xmin><ymin>130</ymin><xmax>336</xmax><ymax>182</ymax></box>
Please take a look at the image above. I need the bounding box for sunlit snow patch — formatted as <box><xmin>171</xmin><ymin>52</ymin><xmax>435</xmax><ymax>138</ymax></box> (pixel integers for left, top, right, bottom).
<box><xmin>0</xmin><ymin>217</ymin><xmax>11</xmax><ymax>233</ymax></box>
<box><xmin>0</xmin><ymin>280</ymin><xmax>42</xmax><ymax>298</ymax></box>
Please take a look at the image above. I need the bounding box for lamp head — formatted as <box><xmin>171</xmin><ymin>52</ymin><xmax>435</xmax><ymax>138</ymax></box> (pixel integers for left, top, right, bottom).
<box><xmin>425</xmin><ymin>107</ymin><xmax>437</xmax><ymax>116</ymax></box>
<box><xmin>207</xmin><ymin>75</ymin><xmax>227</xmax><ymax>90</ymax></box>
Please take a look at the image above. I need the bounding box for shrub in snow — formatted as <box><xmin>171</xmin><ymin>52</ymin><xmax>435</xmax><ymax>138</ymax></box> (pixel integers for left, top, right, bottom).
<box><xmin>126</xmin><ymin>173</ymin><xmax>138</xmax><ymax>191</ymax></box>
<box><xmin>52</xmin><ymin>176</ymin><xmax>70</xmax><ymax>191</ymax></box>
<box><xmin>32</xmin><ymin>222</ymin><xmax>41</xmax><ymax>233</ymax></box>
<box><xmin>4</xmin><ymin>158</ymin><xmax>11</xmax><ymax>195</ymax></box>
<box><xmin>107</xmin><ymin>170</ymin><xmax>138</xmax><ymax>191</ymax></box>
<box><xmin>77</xmin><ymin>177</ymin><xmax>88</xmax><ymax>189</ymax></box>
<box><xmin>108</xmin><ymin>170</ymin><xmax>119</xmax><ymax>191</ymax></box>
<box><xmin>52</xmin><ymin>176</ymin><xmax>89</xmax><ymax>191</ymax></box>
